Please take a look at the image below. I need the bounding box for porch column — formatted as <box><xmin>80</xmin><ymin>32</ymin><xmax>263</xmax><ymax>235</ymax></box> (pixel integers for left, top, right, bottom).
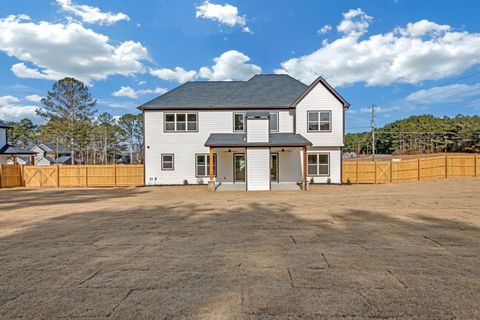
<box><xmin>30</xmin><ymin>155</ymin><xmax>35</xmax><ymax>166</ymax></box>
<box><xmin>13</xmin><ymin>155</ymin><xmax>17</xmax><ymax>165</ymax></box>
<box><xmin>209</xmin><ymin>146</ymin><xmax>215</xmax><ymax>191</ymax></box>
<box><xmin>303</xmin><ymin>147</ymin><xmax>308</xmax><ymax>191</ymax></box>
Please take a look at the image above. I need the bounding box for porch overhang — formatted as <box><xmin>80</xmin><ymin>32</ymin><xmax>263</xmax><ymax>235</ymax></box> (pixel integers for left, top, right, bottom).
<box><xmin>0</xmin><ymin>144</ymin><xmax>36</xmax><ymax>156</ymax></box>
<box><xmin>204</xmin><ymin>133</ymin><xmax>312</xmax><ymax>148</ymax></box>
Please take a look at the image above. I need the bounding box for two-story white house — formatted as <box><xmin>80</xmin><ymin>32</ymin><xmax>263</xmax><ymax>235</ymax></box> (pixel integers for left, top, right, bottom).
<box><xmin>139</xmin><ymin>74</ymin><xmax>349</xmax><ymax>191</ymax></box>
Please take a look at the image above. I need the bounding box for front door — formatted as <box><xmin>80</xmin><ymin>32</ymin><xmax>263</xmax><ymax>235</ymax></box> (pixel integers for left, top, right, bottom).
<box><xmin>234</xmin><ymin>154</ymin><xmax>246</xmax><ymax>182</ymax></box>
<box><xmin>271</xmin><ymin>153</ymin><xmax>279</xmax><ymax>182</ymax></box>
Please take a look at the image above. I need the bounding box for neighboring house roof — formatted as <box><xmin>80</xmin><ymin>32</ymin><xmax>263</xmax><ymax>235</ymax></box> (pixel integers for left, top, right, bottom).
<box><xmin>0</xmin><ymin>144</ymin><xmax>36</xmax><ymax>155</ymax></box>
<box><xmin>205</xmin><ymin>133</ymin><xmax>312</xmax><ymax>147</ymax></box>
<box><xmin>0</xmin><ymin>121</ymin><xmax>11</xmax><ymax>128</ymax></box>
<box><xmin>37</xmin><ymin>143</ymin><xmax>70</xmax><ymax>153</ymax></box>
<box><xmin>139</xmin><ymin>74</ymin><xmax>310</xmax><ymax>110</ymax></box>
<box><xmin>52</xmin><ymin>155</ymin><xmax>72</xmax><ymax>164</ymax></box>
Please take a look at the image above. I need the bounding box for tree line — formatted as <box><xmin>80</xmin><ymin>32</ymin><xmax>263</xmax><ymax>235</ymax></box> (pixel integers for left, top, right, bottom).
<box><xmin>3</xmin><ymin>77</ymin><xmax>143</xmax><ymax>164</ymax></box>
<box><xmin>345</xmin><ymin>114</ymin><xmax>480</xmax><ymax>155</ymax></box>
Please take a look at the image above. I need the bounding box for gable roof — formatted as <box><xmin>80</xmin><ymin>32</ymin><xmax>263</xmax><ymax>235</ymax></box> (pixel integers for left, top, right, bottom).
<box><xmin>139</xmin><ymin>74</ymin><xmax>309</xmax><ymax>110</ymax></box>
<box><xmin>38</xmin><ymin>143</ymin><xmax>70</xmax><ymax>153</ymax></box>
<box><xmin>292</xmin><ymin>76</ymin><xmax>350</xmax><ymax>108</ymax></box>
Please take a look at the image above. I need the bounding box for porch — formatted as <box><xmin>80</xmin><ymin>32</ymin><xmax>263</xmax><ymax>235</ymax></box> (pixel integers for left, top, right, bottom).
<box><xmin>205</xmin><ymin>133</ymin><xmax>312</xmax><ymax>191</ymax></box>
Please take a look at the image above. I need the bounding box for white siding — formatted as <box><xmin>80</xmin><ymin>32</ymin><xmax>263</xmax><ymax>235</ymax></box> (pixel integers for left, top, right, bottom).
<box><xmin>144</xmin><ymin>109</ymin><xmax>293</xmax><ymax>185</ymax></box>
<box><xmin>295</xmin><ymin>82</ymin><xmax>344</xmax><ymax>147</ymax></box>
<box><xmin>277</xmin><ymin>149</ymin><xmax>302</xmax><ymax>183</ymax></box>
<box><xmin>301</xmin><ymin>147</ymin><xmax>341</xmax><ymax>184</ymax></box>
<box><xmin>0</xmin><ymin>128</ymin><xmax>6</xmax><ymax>149</ymax></box>
<box><xmin>246</xmin><ymin>118</ymin><xmax>269</xmax><ymax>143</ymax></box>
<box><xmin>246</xmin><ymin>148</ymin><xmax>270</xmax><ymax>190</ymax></box>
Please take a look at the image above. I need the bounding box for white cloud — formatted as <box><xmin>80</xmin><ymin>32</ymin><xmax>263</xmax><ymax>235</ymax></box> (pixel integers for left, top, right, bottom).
<box><xmin>0</xmin><ymin>95</ymin><xmax>41</xmax><ymax>122</ymax></box>
<box><xmin>198</xmin><ymin>50</ymin><xmax>261</xmax><ymax>81</ymax></box>
<box><xmin>149</xmin><ymin>67</ymin><xmax>197</xmax><ymax>83</ymax></box>
<box><xmin>112</xmin><ymin>86</ymin><xmax>167</xmax><ymax>99</ymax></box>
<box><xmin>275</xmin><ymin>9</ymin><xmax>480</xmax><ymax>87</ymax></box>
<box><xmin>195</xmin><ymin>1</ymin><xmax>251</xmax><ymax>33</ymax></box>
<box><xmin>406</xmin><ymin>83</ymin><xmax>480</xmax><ymax>104</ymax></box>
<box><xmin>24</xmin><ymin>94</ymin><xmax>43</xmax><ymax>103</ymax></box>
<box><xmin>318</xmin><ymin>24</ymin><xmax>332</xmax><ymax>35</ymax></box>
<box><xmin>56</xmin><ymin>0</ymin><xmax>129</xmax><ymax>26</ymax></box>
<box><xmin>0</xmin><ymin>15</ymin><xmax>148</xmax><ymax>84</ymax></box>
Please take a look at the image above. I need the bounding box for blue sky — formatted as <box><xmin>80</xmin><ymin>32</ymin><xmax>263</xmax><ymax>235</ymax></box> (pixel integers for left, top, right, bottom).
<box><xmin>0</xmin><ymin>0</ymin><xmax>479</xmax><ymax>132</ymax></box>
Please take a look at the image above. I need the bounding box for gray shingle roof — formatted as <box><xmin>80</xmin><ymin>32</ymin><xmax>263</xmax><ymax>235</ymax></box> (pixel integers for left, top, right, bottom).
<box><xmin>204</xmin><ymin>133</ymin><xmax>312</xmax><ymax>147</ymax></box>
<box><xmin>40</xmin><ymin>143</ymin><xmax>70</xmax><ymax>153</ymax></box>
<box><xmin>0</xmin><ymin>144</ymin><xmax>36</xmax><ymax>155</ymax></box>
<box><xmin>139</xmin><ymin>74</ymin><xmax>309</xmax><ymax>110</ymax></box>
<box><xmin>0</xmin><ymin>121</ymin><xmax>11</xmax><ymax>128</ymax></box>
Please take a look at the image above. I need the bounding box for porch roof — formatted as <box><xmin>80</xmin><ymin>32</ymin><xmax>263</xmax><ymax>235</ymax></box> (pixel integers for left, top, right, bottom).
<box><xmin>0</xmin><ymin>144</ymin><xmax>37</xmax><ymax>155</ymax></box>
<box><xmin>205</xmin><ymin>133</ymin><xmax>312</xmax><ymax>147</ymax></box>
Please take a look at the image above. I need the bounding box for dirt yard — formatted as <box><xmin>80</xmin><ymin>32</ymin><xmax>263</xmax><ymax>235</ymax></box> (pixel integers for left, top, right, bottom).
<box><xmin>0</xmin><ymin>179</ymin><xmax>479</xmax><ymax>319</ymax></box>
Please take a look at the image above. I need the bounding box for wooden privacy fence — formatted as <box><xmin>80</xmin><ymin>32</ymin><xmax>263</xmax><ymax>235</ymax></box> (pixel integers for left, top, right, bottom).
<box><xmin>0</xmin><ymin>164</ymin><xmax>144</xmax><ymax>188</ymax></box>
<box><xmin>343</xmin><ymin>155</ymin><xmax>480</xmax><ymax>184</ymax></box>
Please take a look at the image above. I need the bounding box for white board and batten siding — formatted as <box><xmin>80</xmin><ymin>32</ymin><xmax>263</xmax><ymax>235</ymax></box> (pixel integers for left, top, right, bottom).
<box><xmin>246</xmin><ymin>118</ymin><xmax>269</xmax><ymax>143</ymax></box>
<box><xmin>246</xmin><ymin>148</ymin><xmax>270</xmax><ymax>190</ymax></box>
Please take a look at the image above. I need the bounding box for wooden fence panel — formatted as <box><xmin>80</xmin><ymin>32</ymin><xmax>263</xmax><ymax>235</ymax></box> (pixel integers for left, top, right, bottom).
<box><xmin>419</xmin><ymin>156</ymin><xmax>446</xmax><ymax>180</ymax></box>
<box><xmin>392</xmin><ymin>159</ymin><xmax>419</xmax><ymax>183</ymax></box>
<box><xmin>86</xmin><ymin>165</ymin><xmax>115</xmax><ymax>187</ymax></box>
<box><xmin>59</xmin><ymin>166</ymin><xmax>87</xmax><ymax>187</ymax></box>
<box><xmin>342</xmin><ymin>161</ymin><xmax>358</xmax><ymax>183</ymax></box>
<box><xmin>0</xmin><ymin>165</ymin><xmax>22</xmax><ymax>188</ymax></box>
<box><xmin>447</xmin><ymin>156</ymin><xmax>475</xmax><ymax>177</ymax></box>
<box><xmin>116</xmin><ymin>165</ymin><xmax>144</xmax><ymax>186</ymax></box>
<box><xmin>357</xmin><ymin>161</ymin><xmax>376</xmax><ymax>183</ymax></box>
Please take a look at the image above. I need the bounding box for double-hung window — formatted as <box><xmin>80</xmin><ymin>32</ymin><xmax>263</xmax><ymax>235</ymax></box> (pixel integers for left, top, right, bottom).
<box><xmin>307</xmin><ymin>153</ymin><xmax>329</xmax><ymax>176</ymax></box>
<box><xmin>165</xmin><ymin>113</ymin><xmax>198</xmax><ymax>132</ymax></box>
<box><xmin>161</xmin><ymin>154</ymin><xmax>174</xmax><ymax>170</ymax></box>
<box><xmin>195</xmin><ymin>154</ymin><xmax>217</xmax><ymax>177</ymax></box>
<box><xmin>233</xmin><ymin>112</ymin><xmax>245</xmax><ymax>132</ymax></box>
<box><xmin>307</xmin><ymin>111</ymin><xmax>331</xmax><ymax>132</ymax></box>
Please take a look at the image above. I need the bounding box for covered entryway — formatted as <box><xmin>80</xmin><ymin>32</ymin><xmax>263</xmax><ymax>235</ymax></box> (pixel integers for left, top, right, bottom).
<box><xmin>204</xmin><ymin>133</ymin><xmax>312</xmax><ymax>191</ymax></box>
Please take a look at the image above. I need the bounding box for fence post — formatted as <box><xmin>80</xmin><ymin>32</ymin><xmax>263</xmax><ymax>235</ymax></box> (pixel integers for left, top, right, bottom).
<box><xmin>390</xmin><ymin>159</ymin><xmax>393</xmax><ymax>183</ymax></box>
<box><xmin>417</xmin><ymin>158</ymin><xmax>420</xmax><ymax>180</ymax></box>
<box><xmin>114</xmin><ymin>164</ymin><xmax>117</xmax><ymax>187</ymax></box>
<box><xmin>374</xmin><ymin>161</ymin><xmax>377</xmax><ymax>184</ymax></box>
<box><xmin>356</xmin><ymin>160</ymin><xmax>359</xmax><ymax>184</ymax></box>
<box><xmin>56</xmin><ymin>164</ymin><xmax>60</xmax><ymax>187</ymax></box>
<box><xmin>474</xmin><ymin>156</ymin><xmax>477</xmax><ymax>177</ymax></box>
<box><xmin>85</xmin><ymin>166</ymin><xmax>88</xmax><ymax>188</ymax></box>
<box><xmin>0</xmin><ymin>164</ymin><xmax>2</xmax><ymax>189</ymax></box>
<box><xmin>445</xmin><ymin>156</ymin><xmax>448</xmax><ymax>179</ymax></box>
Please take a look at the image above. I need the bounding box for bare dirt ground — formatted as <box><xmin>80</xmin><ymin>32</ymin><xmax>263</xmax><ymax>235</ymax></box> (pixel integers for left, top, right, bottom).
<box><xmin>0</xmin><ymin>179</ymin><xmax>479</xmax><ymax>319</ymax></box>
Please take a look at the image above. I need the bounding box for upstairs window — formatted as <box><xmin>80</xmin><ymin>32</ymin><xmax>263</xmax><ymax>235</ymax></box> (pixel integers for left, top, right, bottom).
<box><xmin>195</xmin><ymin>154</ymin><xmax>217</xmax><ymax>177</ymax></box>
<box><xmin>308</xmin><ymin>111</ymin><xmax>331</xmax><ymax>132</ymax></box>
<box><xmin>307</xmin><ymin>153</ymin><xmax>329</xmax><ymax>176</ymax></box>
<box><xmin>269</xmin><ymin>112</ymin><xmax>279</xmax><ymax>132</ymax></box>
<box><xmin>165</xmin><ymin>113</ymin><xmax>198</xmax><ymax>132</ymax></box>
<box><xmin>233</xmin><ymin>113</ymin><xmax>245</xmax><ymax>132</ymax></box>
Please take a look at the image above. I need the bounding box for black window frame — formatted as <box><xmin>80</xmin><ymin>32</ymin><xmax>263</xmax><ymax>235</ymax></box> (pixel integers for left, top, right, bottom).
<box><xmin>233</xmin><ymin>112</ymin><xmax>245</xmax><ymax>132</ymax></box>
<box><xmin>195</xmin><ymin>153</ymin><xmax>217</xmax><ymax>177</ymax></box>
<box><xmin>307</xmin><ymin>111</ymin><xmax>332</xmax><ymax>132</ymax></box>
<box><xmin>307</xmin><ymin>153</ymin><xmax>330</xmax><ymax>176</ymax></box>
<box><xmin>161</xmin><ymin>153</ymin><xmax>174</xmax><ymax>171</ymax></box>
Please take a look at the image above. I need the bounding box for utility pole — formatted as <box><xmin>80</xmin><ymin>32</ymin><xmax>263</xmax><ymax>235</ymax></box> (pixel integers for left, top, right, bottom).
<box><xmin>371</xmin><ymin>104</ymin><xmax>376</xmax><ymax>160</ymax></box>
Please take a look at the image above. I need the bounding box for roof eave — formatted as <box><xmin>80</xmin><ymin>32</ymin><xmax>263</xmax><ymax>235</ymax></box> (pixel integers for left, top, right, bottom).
<box><xmin>291</xmin><ymin>76</ymin><xmax>351</xmax><ymax>109</ymax></box>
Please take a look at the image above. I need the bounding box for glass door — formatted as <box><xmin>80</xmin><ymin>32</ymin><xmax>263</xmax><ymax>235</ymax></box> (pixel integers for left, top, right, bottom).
<box><xmin>234</xmin><ymin>154</ymin><xmax>246</xmax><ymax>182</ymax></box>
<box><xmin>271</xmin><ymin>154</ymin><xmax>278</xmax><ymax>182</ymax></box>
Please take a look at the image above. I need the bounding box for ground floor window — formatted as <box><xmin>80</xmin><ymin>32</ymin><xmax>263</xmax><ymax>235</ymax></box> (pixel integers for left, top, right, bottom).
<box><xmin>196</xmin><ymin>154</ymin><xmax>217</xmax><ymax>177</ymax></box>
<box><xmin>307</xmin><ymin>153</ymin><xmax>329</xmax><ymax>176</ymax></box>
<box><xmin>161</xmin><ymin>154</ymin><xmax>174</xmax><ymax>170</ymax></box>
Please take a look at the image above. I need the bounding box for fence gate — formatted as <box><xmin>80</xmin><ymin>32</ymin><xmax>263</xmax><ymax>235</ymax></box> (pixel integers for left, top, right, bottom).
<box><xmin>23</xmin><ymin>166</ymin><xmax>42</xmax><ymax>187</ymax></box>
